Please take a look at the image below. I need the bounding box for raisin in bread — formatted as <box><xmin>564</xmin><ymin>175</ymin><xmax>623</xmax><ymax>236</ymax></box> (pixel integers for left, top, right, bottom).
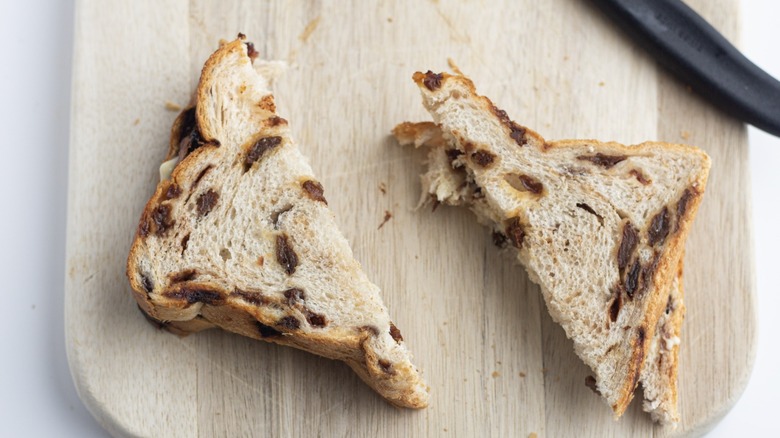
<box><xmin>393</xmin><ymin>71</ymin><xmax>709</xmax><ymax>418</ymax></box>
<box><xmin>126</xmin><ymin>36</ymin><xmax>428</xmax><ymax>409</ymax></box>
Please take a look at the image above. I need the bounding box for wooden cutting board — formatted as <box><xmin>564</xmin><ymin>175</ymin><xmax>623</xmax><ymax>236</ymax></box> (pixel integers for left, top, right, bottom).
<box><xmin>65</xmin><ymin>0</ymin><xmax>756</xmax><ymax>436</ymax></box>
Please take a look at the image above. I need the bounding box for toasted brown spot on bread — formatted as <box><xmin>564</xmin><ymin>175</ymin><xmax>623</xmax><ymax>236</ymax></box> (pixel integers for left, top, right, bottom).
<box><xmin>266</xmin><ymin>116</ymin><xmax>287</xmax><ymax>127</ymax></box>
<box><xmin>505</xmin><ymin>217</ymin><xmax>525</xmax><ymax>248</ymax></box>
<box><xmin>245</xmin><ymin>41</ymin><xmax>258</xmax><ymax>61</ymax></box>
<box><xmin>504</xmin><ymin>174</ymin><xmax>544</xmax><ymax>195</ymax></box>
<box><xmin>258</xmin><ymin>95</ymin><xmax>276</xmax><ymax>112</ymax></box>
<box><xmin>165</xmin><ymin>183</ymin><xmax>182</xmax><ymax>199</ymax></box>
<box><xmin>378</xmin><ymin>359</ymin><xmax>395</xmax><ymax>375</ymax></box>
<box><xmin>492</xmin><ymin>231</ymin><xmax>508</xmax><ymax>248</ymax></box>
<box><xmin>389</xmin><ymin>323</ymin><xmax>403</xmax><ymax>343</ymax></box>
<box><xmin>277</xmin><ymin>315</ymin><xmax>300</xmax><ymax>330</ymax></box>
<box><xmin>151</xmin><ymin>204</ymin><xmax>174</xmax><ymax>235</ymax></box>
<box><xmin>244</xmin><ymin>136</ymin><xmax>282</xmax><ymax>172</ymax></box>
<box><xmin>648</xmin><ymin>207</ymin><xmax>671</xmax><ymax>246</ymax></box>
<box><xmin>576</xmin><ymin>203</ymin><xmax>604</xmax><ymax>226</ymax></box>
<box><xmin>422</xmin><ymin>71</ymin><xmax>443</xmax><ymax>90</ymax></box>
<box><xmin>576</xmin><ymin>153</ymin><xmax>627</xmax><ymax>169</ymax></box>
<box><xmin>141</xmin><ymin>274</ymin><xmax>154</xmax><ymax>293</ymax></box>
<box><xmin>256</xmin><ymin>320</ymin><xmax>282</xmax><ymax>337</ymax></box>
<box><xmin>276</xmin><ymin>234</ymin><xmax>299</xmax><ymax>275</ymax></box>
<box><xmin>302</xmin><ymin>180</ymin><xmax>327</xmax><ymax>204</ymax></box>
<box><xmin>305</xmin><ymin>309</ymin><xmax>327</xmax><ymax>327</ymax></box>
<box><xmin>631</xmin><ymin>327</ymin><xmax>647</xmax><ymax>389</ymax></box>
<box><xmin>170</xmin><ymin>269</ymin><xmax>196</xmax><ymax>283</ymax></box>
<box><xmin>231</xmin><ymin>289</ymin><xmax>270</xmax><ymax>306</ymax></box>
<box><xmin>181</xmin><ymin>233</ymin><xmax>190</xmax><ymax>253</ymax></box>
<box><xmin>585</xmin><ymin>376</ymin><xmax>601</xmax><ymax>395</ymax></box>
<box><xmin>257</xmin><ymin>255</ymin><xmax>264</xmax><ymax>266</ymax></box>
<box><xmin>676</xmin><ymin>187</ymin><xmax>695</xmax><ymax>230</ymax></box>
<box><xmin>192</xmin><ymin>165</ymin><xmax>213</xmax><ymax>188</ymax></box>
<box><xmin>165</xmin><ymin>286</ymin><xmax>223</xmax><ymax>305</ymax></box>
<box><xmin>617</xmin><ymin>222</ymin><xmax>639</xmax><ymax>272</ymax></box>
<box><xmin>284</xmin><ymin>288</ymin><xmax>305</xmax><ymax>305</ymax></box>
<box><xmin>625</xmin><ymin>260</ymin><xmax>641</xmax><ymax>299</ymax></box>
<box><xmin>629</xmin><ymin>169</ymin><xmax>651</xmax><ymax>185</ymax></box>
<box><xmin>196</xmin><ymin>189</ymin><xmax>219</xmax><ymax>217</ymax></box>
<box><xmin>471</xmin><ymin>149</ymin><xmax>496</xmax><ymax>167</ymax></box>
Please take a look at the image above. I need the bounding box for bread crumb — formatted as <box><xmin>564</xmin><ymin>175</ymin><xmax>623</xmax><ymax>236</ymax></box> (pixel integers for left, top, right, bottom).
<box><xmin>379</xmin><ymin>182</ymin><xmax>387</xmax><ymax>194</ymax></box>
<box><xmin>387</xmin><ymin>17</ymin><xmax>393</xmax><ymax>23</ymax></box>
<box><xmin>377</xmin><ymin>210</ymin><xmax>393</xmax><ymax>229</ymax></box>
<box><xmin>529</xmin><ymin>433</ymin><xmax>538</xmax><ymax>438</ymax></box>
<box><xmin>680</xmin><ymin>130</ymin><xmax>691</xmax><ymax>140</ymax></box>
<box><xmin>165</xmin><ymin>101</ymin><xmax>182</xmax><ymax>112</ymax></box>
<box><xmin>598</xmin><ymin>81</ymin><xmax>605</xmax><ymax>87</ymax></box>
<box><xmin>492</xmin><ymin>371</ymin><xmax>500</xmax><ymax>378</ymax></box>
<box><xmin>447</xmin><ymin>58</ymin><xmax>464</xmax><ymax>76</ymax></box>
<box><xmin>133</xmin><ymin>118</ymin><xmax>140</xmax><ymax>126</ymax></box>
<box><xmin>563</xmin><ymin>55</ymin><xmax>569</xmax><ymax>61</ymax></box>
<box><xmin>443</xmin><ymin>428</ymin><xmax>448</xmax><ymax>432</ymax></box>
<box><xmin>299</xmin><ymin>16</ymin><xmax>321</xmax><ymax>42</ymax></box>
<box><xmin>519</xmin><ymin>371</ymin><xmax>526</xmax><ymax>378</ymax></box>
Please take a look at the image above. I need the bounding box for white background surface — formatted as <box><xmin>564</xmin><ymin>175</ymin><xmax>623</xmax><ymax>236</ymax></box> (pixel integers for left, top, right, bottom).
<box><xmin>0</xmin><ymin>1</ymin><xmax>776</xmax><ymax>436</ymax></box>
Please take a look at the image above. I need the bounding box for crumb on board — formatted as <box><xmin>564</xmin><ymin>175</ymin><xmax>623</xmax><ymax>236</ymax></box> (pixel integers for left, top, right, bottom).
<box><xmin>377</xmin><ymin>210</ymin><xmax>393</xmax><ymax>229</ymax></box>
<box><xmin>447</xmin><ymin>58</ymin><xmax>464</xmax><ymax>76</ymax></box>
<box><xmin>299</xmin><ymin>16</ymin><xmax>321</xmax><ymax>42</ymax></box>
<box><xmin>529</xmin><ymin>433</ymin><xmax>538</xmax><ymax>438</ymax></box>
<box><xmin>519</xmin><ymin>371</ymin><xmax>526</xmax><ymax>378</ymax></box>
<box><xmin>387</xmin><ymin>17</ymin><xmax>393</xmax><ymax>23</ymax></box>
<box><xmin>492</xmin><ymin>371</ymin><xmax>500</xmax><ymax>378</ymax></box>
<box><xmin>379</xmin><ymin>182</ymin><xmax>387</xmax><ymax>194</ymax></box>
<box><xmin>598</xmin><ymin>81</ymin><xmax>605</xmax><ymax>87</ymax></box>
<box><xmin>133</xmin><ymin>118</ymin><xmax>140</xmax><ymax>126</ymax></box>
<box><xmin>680</xmin><ymin>130</ymin><xmax>691</xmax><ymax>140</ymax></box>
<box><xmin>165</xmin><ymin>101</ymin><xmax>182</xmax><ymax>112</ymax></box>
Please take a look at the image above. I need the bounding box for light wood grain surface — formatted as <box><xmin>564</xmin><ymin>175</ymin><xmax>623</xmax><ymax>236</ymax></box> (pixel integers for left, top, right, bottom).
<box><xmin>65</xmin><ymin>0</ymin><xmax>756</xmax><ymax>436</ymax></box>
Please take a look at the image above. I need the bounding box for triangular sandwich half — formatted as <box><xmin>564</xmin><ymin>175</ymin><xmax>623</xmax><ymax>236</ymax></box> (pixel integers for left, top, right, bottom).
<box><xmin>393</xmin><ymin>71</ymin><xmax>709</xmax><ymax>418</ymax></box>
<box><xmin>126</xmin><ymin>36</ymin><xmax>428</xmax><ymax>408</ymax></box>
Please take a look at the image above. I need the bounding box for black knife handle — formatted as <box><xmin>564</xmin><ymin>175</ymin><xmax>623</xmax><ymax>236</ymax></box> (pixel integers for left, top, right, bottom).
<box><xmin>590</xmin><ymin>0</ymin><xmax>780</xmax><ymax>138</ymax></box>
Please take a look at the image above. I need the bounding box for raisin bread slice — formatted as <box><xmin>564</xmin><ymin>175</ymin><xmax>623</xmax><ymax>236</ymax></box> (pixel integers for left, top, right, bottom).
<box><xmin>395</xmin><ymin>120</ymin><xmax>687</xmax><ymax>425</ymax></box>
<box><xmin>126</xmin><ymin>36</ymin><xmax>428</xmax><ymax>409</ymax></box>
<box><xmin>393</xmin><ymin>71</ymin><xmax>709</xmax><ymax>418</ymax></box>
